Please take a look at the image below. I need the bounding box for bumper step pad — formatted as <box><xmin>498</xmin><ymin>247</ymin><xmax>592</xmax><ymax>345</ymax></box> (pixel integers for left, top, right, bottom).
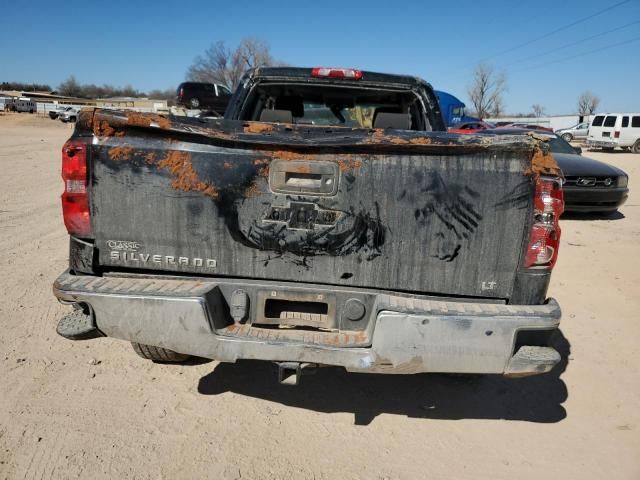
<box><xmin>56</xmin><ymin>309</ymin><xmax>103</xmax><ymax>340</ymax></box>
<box><xmin>505</xmin><ymin>346</ymin><xmax>560</xmax><ymax>377</ymax></box>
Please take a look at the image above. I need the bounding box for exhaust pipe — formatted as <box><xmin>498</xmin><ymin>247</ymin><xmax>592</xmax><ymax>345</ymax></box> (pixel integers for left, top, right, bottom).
<box><xmin>276</xmin><ymin>362</ymin><xmax>317</xmax><ymax>386</ymax></box>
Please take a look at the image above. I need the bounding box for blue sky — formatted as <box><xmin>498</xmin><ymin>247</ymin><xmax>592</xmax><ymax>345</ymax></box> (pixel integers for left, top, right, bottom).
<box><xmin>1</xmin><ymin>0</ymin><xmax>639</xmax><ymax>114</ymax></box>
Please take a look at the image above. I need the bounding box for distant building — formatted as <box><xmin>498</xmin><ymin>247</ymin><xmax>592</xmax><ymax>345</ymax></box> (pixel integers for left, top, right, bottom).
<box><xmin>0</xmin><ymin>90</ymin><xmax>168</xmax><ymax>113</ymax></box>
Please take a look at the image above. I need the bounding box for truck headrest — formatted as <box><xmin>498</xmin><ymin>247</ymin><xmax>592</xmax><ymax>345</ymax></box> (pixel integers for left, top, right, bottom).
<box><xmin>259</xmin><ymin>109</ymin><xmax>293</xmax><ymax>123</ymax></box>
<box><xmin>373</xmin><ymin>112</ymin><xmax>411</xmax><ymax>130</ymax></box>
<box><xmin>275</xmin><ymin>96</ymin><xmax>304</xmax><ymax>118</ymax></box>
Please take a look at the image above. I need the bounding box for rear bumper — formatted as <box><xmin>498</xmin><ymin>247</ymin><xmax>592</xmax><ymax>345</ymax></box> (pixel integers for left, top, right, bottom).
<box><xmin>53</xmin><ymin>271</ymin><xmax>562</xmax><ymax>376</ymax></box>
<box><xmin>586</xmin><ymin>139</ymin><xmax>617</xmax><ymax>148</ymax></box>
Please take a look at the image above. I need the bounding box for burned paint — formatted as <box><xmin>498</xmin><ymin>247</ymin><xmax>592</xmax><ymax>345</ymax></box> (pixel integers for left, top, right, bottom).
<box><xmin>243</xmin><ymin>122</ymin><xmax>274</xmax><ymax>134</ymax></box>
<box><xmin>268</xmin><ymin>150</ymin><xmax>317</xmax><ymax>161</ymax></box>
<box><xmin>126</xmin><ymin>112</ymin><xmax>172</xmax><ymax>130</ymax></box>
<box><xmin>94</xmin><ymin>120</ymin><xmax>115</xmax><ymax>137</ymax></box>
<box><xmin>494</xmin><ymin>180</ymin><xmax>532</xmax><ymax>210</ymax></box>
<box><xmin>527</xmin><ymin>146</ymin><xmax>561</xmax><ymax>177</ymax></box>
<box><xmin>108</xmin><ymin>146</ymin><xmax>134</xmax><ymax>161</ymax></box>
<box><xmin>409</xmin><ymin>137</ymin><xmax>432</xmax><ymax>145</ymax></box>
<box><xmin>144</xmin><ymin>152</ymin><xmax>157</xmax><ymax>164</ymax></box>
<box><xmin>335</xmin><ymin>157</ymin><xmax>362</xmax><ymax>173</ymax></box>
<box><xmin>408</xmin><ymin>173</ymin><xmax>482</xmax><ymax>262</ymax></box>
<box><xmin>157</xmin><ymin>151</ymin><xmax>219</xmax><ymax>198</ymax></box>
<box><xmin>214</xmin><ymin>191</ymin><xmax>387</xmax><ymax>262</ymax></box>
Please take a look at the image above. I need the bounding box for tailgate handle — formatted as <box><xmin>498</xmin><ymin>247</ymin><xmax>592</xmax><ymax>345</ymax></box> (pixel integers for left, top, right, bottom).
<box><xmin>269</xmin><ymin>160</ymin><xmax>338</xmax><ymax>195</ymax></box>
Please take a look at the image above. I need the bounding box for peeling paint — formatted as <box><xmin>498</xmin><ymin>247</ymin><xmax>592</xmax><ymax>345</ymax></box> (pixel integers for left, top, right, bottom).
<box><xmin>243</xmin><ymin>122</ymin><xmax>274</xmax><ymax>134</ymax></box>
<box><xmin>527</xmin><ymin>146</ymin><xmax>562</xmax><ymax>177</ymax></box>
<box><xmin>157</xmin><ymin>151</ymin><xmax>219</xmax><ymax>198</ymax></box>
<box><xmin>126</xmin><ymin>112</ymin><xmax>172</xmax><ymax>129</ymax></box>
<box><xmin>108</xmin><ymin>146</ymin><xmax>134</xmax><ymax>161</ymax></box>
<box><xmin>94</xmin><ymin>120</ymin><xmax>115</xmax><ymax>137</ymax></box>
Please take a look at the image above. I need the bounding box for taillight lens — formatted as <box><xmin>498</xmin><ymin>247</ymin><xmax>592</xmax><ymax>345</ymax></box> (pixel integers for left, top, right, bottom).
<box><xmin>311</xmin><ymin>67</ymin><xmax>363</xmax><ymax>80</ymax></box>
<box><xmin>61</xmin><ymin>139</ymin><xmax>92</xmax><ymax>237</ymax></box>
<box><xmin>614</xmin><ymin>131</ymin><xmax>620</xmax><ymax>138</ymax></box>
<box><xmin>524</xmin><ymin>176</ymin><xmax>563</xmax><ymax>269</ymax></box>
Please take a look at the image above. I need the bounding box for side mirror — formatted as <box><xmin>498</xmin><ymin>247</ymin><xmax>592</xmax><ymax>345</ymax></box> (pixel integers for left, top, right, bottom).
<box><xmin>574</xmin><ymin>146</ymin><xmax>582</xmax><ymax>155</ymax></box>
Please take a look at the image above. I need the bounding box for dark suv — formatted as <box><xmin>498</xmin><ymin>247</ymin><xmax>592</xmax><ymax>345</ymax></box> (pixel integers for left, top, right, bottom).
<box><xmin>176</xmin><ymin>82</ymin><xmax>232</xmax><ymax>113</ymax></box>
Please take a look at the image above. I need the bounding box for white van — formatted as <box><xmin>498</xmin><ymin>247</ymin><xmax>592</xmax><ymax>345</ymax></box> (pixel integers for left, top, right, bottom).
<box><xmin>587</xmin><ymin>113</ymin><xmax>640</xmax><ymax>153</ymax></box>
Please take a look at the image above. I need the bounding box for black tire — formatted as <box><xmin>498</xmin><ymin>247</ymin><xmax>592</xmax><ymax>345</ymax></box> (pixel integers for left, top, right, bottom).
<box><xmin>189</xmin><ymin>97</ymin><xmax>200</xmax><ymax>109</ymax></box>
<box><xmin>561</xmin><ymin>133</ymin><xmax>572</xmax><ymax>142</ymax></box>
<box><xmin>632</xmin><ymin>140</ymin><xmax>640</xmax><ymax>154</ymax></box>
<box><xmin>131</xmin><ymin>342</ymin><xmax>190</xmax><ymax>362</ymax></box>
<box><xmin>69</xmin><ymin>116</ymin><xmax>77</xmax><ymax>122</ymax></box>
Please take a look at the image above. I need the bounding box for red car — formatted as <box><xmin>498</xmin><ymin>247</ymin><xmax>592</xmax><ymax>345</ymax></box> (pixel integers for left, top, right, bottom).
<box><xmin>497</xmin><ymin>123</ymin><xmax>553</xmax><ymax>132</ymax></box>
<box><xmin>448</xmin><ymin>121</ymin><xmax>494</xmax><ymax>134</ymax></box>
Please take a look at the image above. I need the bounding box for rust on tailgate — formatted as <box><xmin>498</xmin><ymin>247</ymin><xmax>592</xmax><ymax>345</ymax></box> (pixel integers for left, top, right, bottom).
<box><xmin>527</xmin><ymin>145</ymin><xmax>562</xmax><ymax>177</ymax></box>
<box><xmin>108</xmin><ymin>146</ymin><xmax>134</xmax><ymax>161</ymax></box>
<box><xmin>156</xmin><ymin>151</ymin><xmax>219</xmax><ymax>198</ymax></box>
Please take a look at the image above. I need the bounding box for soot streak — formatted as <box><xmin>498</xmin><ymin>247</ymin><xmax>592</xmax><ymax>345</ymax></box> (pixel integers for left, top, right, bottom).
<box><xmin>409</xmin><ymin>172</ymin><xmax>483</xmax><ymax>262</ymax></box>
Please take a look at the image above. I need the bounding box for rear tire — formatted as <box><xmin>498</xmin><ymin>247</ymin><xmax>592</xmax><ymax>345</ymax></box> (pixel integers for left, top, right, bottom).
<box><xmin>561</xmin><ymin>133</ymin><xmax>573</xmax><ymax>142</ymax></box>
<box><xmin>632</xmin><ymin>140</ymin><xmax>640</xmax><ymax>154</ymax></box>
<box><xmin>131</xmin><ymin>342</ymin><xmax>190</xmax><ymax>362</ymax></box>
<box><xmin>189</xmin><ymin>98</ymin><xmax>200</xmax><ymax>109</ymax></box>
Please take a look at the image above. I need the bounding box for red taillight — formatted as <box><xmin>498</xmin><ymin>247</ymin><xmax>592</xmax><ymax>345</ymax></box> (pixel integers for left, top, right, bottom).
<box><xmin>179</xmin><ymin>87</ymin><xmax>184</xmax><ymax>98</ymax></box>
<box><xmin>614</xmin><ymin>131</ymin><xmax>620</xmax><ymax>138</ymax></box>
<box><xmin>524</xmin><ymin>176</ymin><xmax>563</xmax><ymax>269</ymax></box>
<box><xmin>311</xmin><ymin>67</ymin><xmax>363</xmax><ymax>80</ymax></box>
<box><xmin>61</xmin><ymin>139</ymin><xmax>92</xmax><ymax>237</ymax></box>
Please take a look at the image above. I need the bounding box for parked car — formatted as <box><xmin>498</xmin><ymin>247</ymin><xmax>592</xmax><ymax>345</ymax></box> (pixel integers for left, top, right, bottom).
<box><xmin>555</xmin><ymin>121</ymin><xmax>589</xmax><ymax>142</ymax></box>
<box><xmin>53</xmin><ymin>67</ymin><xmax>565</xmax><ymax>383</ymax></box>
<box><xmin>59</xmin><ymin>107</ymin><xmax>81</xmax><ymax>123</ymax></box>
<box><xmin>483</xmin><ymin>128</ymin><xmax>628</xmax><ymax>213</ymax></box>
<box><xmin>49</xmin><ymin>106</ymin><xmax>73</xmax><ymax>120</ymax></box>
<box><xmin>499</xmin><ymin>123</ymin><xmax>554</xmax><ymax>132</ymax></box>
<box><xmin>176</xmin><ymin>82</ymin><xmax>232</xmax><ymax>112</ymax></box>
<box><xmin>587</xmin><ymin>113</ymin><xmax>640</xmax><ymax>153</ymax></box>
<box><xmin>447</xmin><ymin>121</ymin><xmax>493</xmax><ymax>133</ymax></box>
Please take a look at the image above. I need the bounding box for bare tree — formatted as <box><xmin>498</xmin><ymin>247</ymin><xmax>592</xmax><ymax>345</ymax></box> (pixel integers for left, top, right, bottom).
<box><xmin>532</xmin><ymin>104</ymin><xmax>545</xmax><ymax>118</ymax></box>
<box><xmin>58</xmin><ymin>75</ymin><xmax>82</xmax><ymax>97</ymax></box>
<box><xmin>491</xmin><ymin>97</ymin><xmax>504</xmax><ymax>117</ymax></box>
<box><xmin>187</xmin><ymin>37</ymin><xmax>282</xmax><ymax>90</ymax></box>
<box><xmin>467</xmin><ymin>64</ymin><xmax>507</xmax><ymax>119</ymax></box>
<box><xmin>577</xmin><ymin>91</ymin><xmax>600</xmax><ymax>115</ymax></box>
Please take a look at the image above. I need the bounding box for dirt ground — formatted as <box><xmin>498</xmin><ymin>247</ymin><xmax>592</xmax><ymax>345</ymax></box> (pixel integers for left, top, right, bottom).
<box><xmin>0</xmin><ymin>113</ymin><xmax>638</xmax><ymax>480</ymax></box>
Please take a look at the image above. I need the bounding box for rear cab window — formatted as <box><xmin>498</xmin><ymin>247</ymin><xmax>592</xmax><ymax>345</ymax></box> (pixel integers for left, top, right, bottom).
<box><xmin>604</xmin><ymin>115</ymin><xmax>617</xmax><ymax>127</ymax></box>
<box><xmin>242</xmin><ymin>81</ymin><xmax>433</xmax><ymax>130</ymax></box>
<box><xmin>592</xmin><ymin>116</ymin><xmax>604</xmax><ymax>127</ymax></box>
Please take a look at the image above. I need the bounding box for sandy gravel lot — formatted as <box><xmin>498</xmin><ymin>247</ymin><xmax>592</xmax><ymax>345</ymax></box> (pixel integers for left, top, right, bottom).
<box><xmin>0</xmin><ymin>113</ymin><xmax>638</xmax><ymax>479</ymax></box>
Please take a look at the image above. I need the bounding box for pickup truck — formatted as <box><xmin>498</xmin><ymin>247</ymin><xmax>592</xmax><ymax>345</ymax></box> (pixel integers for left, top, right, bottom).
<box><xmin>53</xmin><ymin>67</ymin><xmax>564</xmax><ymax>384</ymax></box>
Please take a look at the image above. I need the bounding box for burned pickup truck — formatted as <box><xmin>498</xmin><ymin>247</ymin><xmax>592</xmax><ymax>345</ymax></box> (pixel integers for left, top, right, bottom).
<box><xmin>53</xmin><ymin>67</ymin><xmax>564</xmax><ymax>383</ymax></box>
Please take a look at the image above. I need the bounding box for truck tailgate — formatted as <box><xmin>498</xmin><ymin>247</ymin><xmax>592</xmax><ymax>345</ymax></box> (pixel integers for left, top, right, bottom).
<box><xmin>81</xmin><ymin>110</ymin><xmax>559</xmax><ymax>300</ymax></box>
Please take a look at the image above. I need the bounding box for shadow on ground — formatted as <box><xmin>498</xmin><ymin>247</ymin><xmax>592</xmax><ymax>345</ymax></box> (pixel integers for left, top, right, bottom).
<box><xmin>197</xmin><ymin>330</ymin><xmax>570</xmax><ymax>425</ymax></box>
<box><xmin>562</xmin><ymin>211</ymin><xmax>625</xmax><ymax>221</ymax></box>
